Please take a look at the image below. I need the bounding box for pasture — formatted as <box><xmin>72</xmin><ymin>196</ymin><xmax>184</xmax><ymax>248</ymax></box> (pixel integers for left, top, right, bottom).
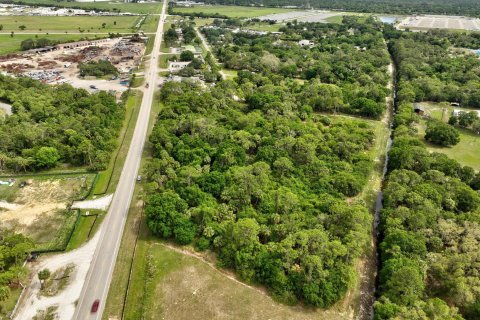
<box><xmin>0</xmin><ymin>34</ymin><xmax>103</xmax><ymax>55</ymax></box>
<box><xmin>6</xmin><ymin>0</ymin><xmax>163</xmax><ymax>14</ymax></box>
<box><xmin>172</xmin><ymin>5</ymin><xmax>295</xmax><ymax>18</ymax></box>
<box><xmin>0</xmin><ymin>16</ymin><xmax>140</xmax><ymax>33</ymax></box>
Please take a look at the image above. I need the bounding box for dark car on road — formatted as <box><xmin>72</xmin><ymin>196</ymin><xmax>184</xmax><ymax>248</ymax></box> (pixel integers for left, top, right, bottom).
<box><xmin>91</xmin><ymin>300</ymin><xmax>100</xmax><ymax>313</ymax></box>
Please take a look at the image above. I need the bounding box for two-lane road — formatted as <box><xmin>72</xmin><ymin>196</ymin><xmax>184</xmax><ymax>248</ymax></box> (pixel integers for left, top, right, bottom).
<box><xmin>73</xmin><ymin>1</ymin><xmax>167</xmax><ymax>319</ymax></box>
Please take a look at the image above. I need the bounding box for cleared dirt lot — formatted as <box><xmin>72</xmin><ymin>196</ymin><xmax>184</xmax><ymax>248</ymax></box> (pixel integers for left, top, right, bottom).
<box><xmin>0</xmin><ymin>174</ymin><xmax>95</xmax><ymax>250</ymax></box>
<box><xmin>0</xmin><ymin>37</ymin><xmax>144</xmax><ymax>94</ymax></box>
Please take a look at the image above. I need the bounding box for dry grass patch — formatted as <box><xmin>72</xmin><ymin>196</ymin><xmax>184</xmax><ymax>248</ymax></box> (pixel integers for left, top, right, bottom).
<box><xmin>129</xmin><ymin>242</ymin><xmax>354</xmax><ymax>320</ymax></box>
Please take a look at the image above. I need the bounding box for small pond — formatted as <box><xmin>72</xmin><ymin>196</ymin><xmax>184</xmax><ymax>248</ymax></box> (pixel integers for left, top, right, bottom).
<box><xmin>379</xmin><ymin>16</ymin><xmax>397</xmax><ymax>24</ymax></box>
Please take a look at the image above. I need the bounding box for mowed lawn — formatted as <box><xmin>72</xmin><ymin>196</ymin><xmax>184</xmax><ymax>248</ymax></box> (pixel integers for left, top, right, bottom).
<box><xmin>414</xmin><ymin>101</ymin><xmax>480</xmax><ymax>170</ymax></box>
<box><xmin>417</xmin><ymin>120</ymin><xmax>480</xmax><ymax>171</ymax></box>
<box><xmin>0</xmin><ymin>34</ymin><xmax>105</xmax><ymax>55</ymax></box>
<box><xmin>173</xmin><ymin>5</ymin><xmax>296</xmax><ymax>18</ymax></box>
<box><xmin>8</xmin><ymin>0</ymin><xmax>163</xmax><ymax>14</ymax></box>
<box><xmin>0</xmin><ymin>16</ymin><xmax>140</xmax><ymax>33</ymax></box>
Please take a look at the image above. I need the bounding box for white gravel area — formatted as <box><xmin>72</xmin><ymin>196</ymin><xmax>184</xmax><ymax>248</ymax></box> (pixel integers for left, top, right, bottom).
<box><xmin>72</xmin><ymin>194</ymin><xmax>113</xmax><ymax>211</ymax></box>
<box><xmin>14</xmin><ymin>230</ymin><xmax>101</xmax><ymax>320</ymax></box>
<box><xmin>0</xmin><ymin>200</ymin><xmax>20</xmax><ymax>210</ymax></box>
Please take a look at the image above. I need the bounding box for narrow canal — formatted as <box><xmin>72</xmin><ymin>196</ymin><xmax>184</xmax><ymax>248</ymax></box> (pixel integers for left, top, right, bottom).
<box><xmin>359</xmin><ymin>43</ymin><xmax>398</xmax><ymax>320</ymax></box>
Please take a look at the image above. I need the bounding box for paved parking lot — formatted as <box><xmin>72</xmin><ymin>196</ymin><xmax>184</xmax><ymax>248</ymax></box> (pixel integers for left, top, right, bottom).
<box><xmin>398</xmin><ymin>15</ymin><xmax>480</xmax><ymax>31</ymax></box>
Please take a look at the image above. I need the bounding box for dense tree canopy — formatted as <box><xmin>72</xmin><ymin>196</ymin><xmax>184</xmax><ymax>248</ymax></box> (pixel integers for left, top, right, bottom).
<box><xmin>202</xmin><ymin>16</ymin><xmax>391</xmax><ymax>119</ymax></box>
<box><xmin>387</xmin><ymin>28</ymin><xmax>480</xmax><ymax>108</ymax></box>
<box><xmin>424</xmin><ymin>120</ymin><xmax>460</xmax><ymax>146</ymax></box>
<box><xmin>187</xmin><ymin>0</ymin><xmax>480</xmax><ymax>17</ymax></box>
<box><xmin>145</xmin><ymin>76</ymin><xmax>378</xmax><ymax>306</ymax></box>
<box><xmin>79</xmin><ymin>59</ymin><xmax>118</xmax><ymax>78</ymax></box>
<box><xmin>0</xmin><ymin>229</ymin><xmax>33</xmax><ymax>304</ymax></box>
<box><xmin>375</xmin><ymin>27</ymin><xmax>480</xmax><ymax>320</ymax></box>
<box><xmin>0</xmin><ymin>75</ymin><xmax>125</xmax><ymax>171</ymax></box>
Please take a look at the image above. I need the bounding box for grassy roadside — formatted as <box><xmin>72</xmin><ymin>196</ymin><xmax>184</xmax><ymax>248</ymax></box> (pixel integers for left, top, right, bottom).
<box><xmin>144</xmin><ymin>36</ymin><xmax>155</xmax><ymax>56</ymax></box>
<box><xmin>159</xmin><ymin>54</ymin><xmax>176</xmax><ymax>68</ymax></box>
<box><xmin>0</xmin><ymin>288</ymin><xmax>21</xmax><ymax>318</ymax></box>
<box><xmin>67</xmin><ymin>210</ymin><xmax>105</xmax><ymax>251</ymax></box>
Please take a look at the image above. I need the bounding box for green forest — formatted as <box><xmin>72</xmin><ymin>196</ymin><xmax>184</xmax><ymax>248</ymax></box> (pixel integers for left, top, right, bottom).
<box><xmin>196</xmin><ymin>0</ymin><xmax>480</xmax><ymax>17</ymax></box>
<box><xmin>204</xmin><ymin>16</ymin><xmax>391</xmax><ymax>118</ymax></box>
<box><xmin>374</xmin><ymin>26</ymin><xmax>480</xmax><ymax>319</ymax></box>
<box><xmin>144</xmin><ymin>18</ymin><xmax>390</xmax><ymax>307</ymax></box>
<box><xmin>0</xmin><ymin>230</ymin><xmax>33</xmax><ymax>306</ymax></box>
<box><xmin>0</xmin><ymin>75</ymin><xmax>125</xmax><ymax>172</ymax></box>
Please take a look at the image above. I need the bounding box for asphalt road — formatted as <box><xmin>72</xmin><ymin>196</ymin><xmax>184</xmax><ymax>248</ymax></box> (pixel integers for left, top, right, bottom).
<box><xmin>72</xmin><ymin>1</ymin><xmax>166</xmax><ymax>319</ymax></box>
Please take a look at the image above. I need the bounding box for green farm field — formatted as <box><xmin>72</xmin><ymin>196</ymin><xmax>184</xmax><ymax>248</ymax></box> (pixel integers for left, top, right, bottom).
<box><xmin>0</xmin><ymin>34</ymin><xmax>104</xmax><ymax>55</ymax></box>
<box><xmin>172</xmin><ymin>5</ymin><xmax>296</xmax><ymax>18</ymax></box>
<box><xmin>0</xmin><ymin>16</ymin><xmax>140</xmax><ymax>33</ymax></box>
<box><xmin>6</xmin><ymin>0</ymin><xmax>163</xmax><ymax>14</ymax></box>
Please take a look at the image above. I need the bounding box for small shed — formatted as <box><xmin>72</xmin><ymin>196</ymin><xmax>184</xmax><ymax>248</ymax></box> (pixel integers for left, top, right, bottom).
<box><xmin>414</xmin><ymin>105</ymin><xmax>425</xmax><ymax>115</ymax></box>
<box><xmin>298</xmin><ymin>39</ymin><xmax>313</xmax><ymax>47</ymax></box>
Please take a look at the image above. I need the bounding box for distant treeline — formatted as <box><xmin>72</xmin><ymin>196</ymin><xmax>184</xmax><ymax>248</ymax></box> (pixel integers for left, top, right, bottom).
<box><xmin>197</xmin><ymin>0</ymin><xmax>480</xmax><ymax>17</ymax></box>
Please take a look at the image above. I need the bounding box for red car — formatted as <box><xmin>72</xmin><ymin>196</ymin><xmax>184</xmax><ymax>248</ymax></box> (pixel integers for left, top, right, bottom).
<box><xmin>91</xmin><ymin>300</ymin><xmax>100</xmax><ymax>313</ymax></box>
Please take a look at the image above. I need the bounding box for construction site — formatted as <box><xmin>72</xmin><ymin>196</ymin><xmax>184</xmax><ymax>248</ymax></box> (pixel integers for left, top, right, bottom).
<box><xmin>0</xmin><ymin>36</ymin><xmax>146</xmax><ymax>95</ymax></box>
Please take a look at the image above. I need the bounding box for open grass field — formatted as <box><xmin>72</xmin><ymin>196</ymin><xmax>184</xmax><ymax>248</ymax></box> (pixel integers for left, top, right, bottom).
<box><xmin>121</xmin><ymin>239</ymin><xmax>355</xmax><ymax>320</ymax></box>
<box><xmin>173</xmin><ymin>5</ymin><xmax>296</xmax><ymax>18</ymax></box>
<box><xmin>140</xmin><ymin>14</ymin><xmax>160</xmax><ymax>33</ymax></box>
<box><xmin>413</xmin><ymin>101</ymin><xmax>480</xmax><ymax>170</ymax></box>
<box><xmin>0</xmin><ymin>34</ymin><xmax>104</xmax><ymax>55</ymax></box>
<box><xmin>325</xmin><ymin>15</ymin><xmax>345</xmax><ymax>23</ymax></box>
<box><xmin>417</xmin><ymin>119</ymin><xmax>480</xmax><ymax>171</ymax></box>
<box><xmin>246</xmin><ymin>22</ymin><xmax>282</xmax><ymax>32</ymax></box>
<box><xmin>0</xmin><ymin>16</ymin><xmax>140</xmax><ymax>33</ymax></box>
<box><xmin>159</xmin><ymin>54</ymin><xmax>176</xmax><ymax>68</ymax></box>
<box><xmin>193</xmin><ymin>17</ymin><xmax>215</xmax><ymax>27</ymax></box>
<box><xmin>222</xmin><ymin>68</ymin><xmax>238</xmax><ymax>80</ymax></box>
<box><xmin>8</xmin><ymin>0</ymin><xmax>163</xmax><ymax>14</ymax></box>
